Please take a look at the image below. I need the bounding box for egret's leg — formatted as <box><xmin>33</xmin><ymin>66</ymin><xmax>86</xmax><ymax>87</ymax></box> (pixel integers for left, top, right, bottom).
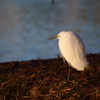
<box><xmin>67</xmin><ymin>65</ymin><xmax>70</xmax><ymax>82</ymax></box>
<box><xmin>75</xmin><ymin>70</ymin><xmax>78</xmax><ymax>83</ymax></box>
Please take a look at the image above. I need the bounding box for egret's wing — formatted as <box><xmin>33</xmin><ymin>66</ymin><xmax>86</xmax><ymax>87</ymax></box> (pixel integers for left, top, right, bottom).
<box><xmin>59</xmin><ymin>49</ymin><xmax>68</xmax><ymax>65</ymax></box>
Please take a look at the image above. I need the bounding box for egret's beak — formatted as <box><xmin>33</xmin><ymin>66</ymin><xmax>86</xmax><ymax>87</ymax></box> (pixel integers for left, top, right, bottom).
<box><xmin>48</xmin><ymin>36</ymin><xmax>57</xmax><ymax>40</ymax></box>
<box><xmin>48</xmin><ymin>35</ymin><xmax>60</xmax><ymax>40</ymax></box>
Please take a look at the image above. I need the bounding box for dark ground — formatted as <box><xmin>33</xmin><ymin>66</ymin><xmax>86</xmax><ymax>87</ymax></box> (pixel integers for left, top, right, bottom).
<box><xmin>0</xmin><ymin>53</ymin><xmax>100</xmax><ymax>100</ymax></box>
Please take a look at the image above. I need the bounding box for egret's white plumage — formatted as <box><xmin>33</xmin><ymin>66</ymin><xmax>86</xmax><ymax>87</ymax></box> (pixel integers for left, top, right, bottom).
<box><xmin>48</xmin><ymin>31</ymin><xmax>88</xmax><ymax>71</ymax></box>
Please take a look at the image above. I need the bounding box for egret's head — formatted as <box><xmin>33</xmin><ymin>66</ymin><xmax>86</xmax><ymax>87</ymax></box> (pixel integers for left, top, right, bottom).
<box><xmin>48</xmin><ymin>31</ymin><xmax>66</xmax><ymax>40</ymax></box>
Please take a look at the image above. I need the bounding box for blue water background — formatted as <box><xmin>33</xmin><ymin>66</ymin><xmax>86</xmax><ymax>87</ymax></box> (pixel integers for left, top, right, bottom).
<box><xmin>0</xmin><ymin>0</ymin><xmax>100</xmax><ymax>62</ymax></box>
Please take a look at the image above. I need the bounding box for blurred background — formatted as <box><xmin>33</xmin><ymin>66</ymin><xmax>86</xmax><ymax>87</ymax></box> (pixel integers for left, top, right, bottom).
<box><xmin>0</xmin><ymin>0</ymin><xmax>100</xmax><ymax>62</ymax></box>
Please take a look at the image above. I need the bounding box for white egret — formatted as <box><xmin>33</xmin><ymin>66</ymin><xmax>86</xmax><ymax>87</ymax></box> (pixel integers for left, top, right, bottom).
<box><xmin>48</xmin><ymin>31</ymin><xmax>88</xmax><ymax>82</ymax></box>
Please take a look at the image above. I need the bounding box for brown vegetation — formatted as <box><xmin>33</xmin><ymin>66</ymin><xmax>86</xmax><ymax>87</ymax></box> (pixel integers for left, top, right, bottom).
<box><xmin>0</xmin><ymin>53</ymin><xmax>100</xmax><ymax>100</ymax></box>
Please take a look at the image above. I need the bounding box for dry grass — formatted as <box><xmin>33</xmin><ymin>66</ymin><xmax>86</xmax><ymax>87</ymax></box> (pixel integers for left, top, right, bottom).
<box><xmin>0</xmin><ymin>53</ymin><xmax>100</xmax><ymax>100</ymax></box>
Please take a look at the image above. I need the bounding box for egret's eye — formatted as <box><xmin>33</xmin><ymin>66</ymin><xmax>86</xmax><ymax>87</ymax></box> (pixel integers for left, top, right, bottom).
<box><xmin>58</xmin><ymin>35</ymin><xmax>60</xmax><ymax>38</ymax></box>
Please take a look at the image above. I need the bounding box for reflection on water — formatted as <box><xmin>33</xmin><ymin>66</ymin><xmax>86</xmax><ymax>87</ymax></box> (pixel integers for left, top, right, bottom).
<box><xmin>0</xmin><ymin>0</ymin><xmax>100</xmax><ymax>62</ymax></box>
